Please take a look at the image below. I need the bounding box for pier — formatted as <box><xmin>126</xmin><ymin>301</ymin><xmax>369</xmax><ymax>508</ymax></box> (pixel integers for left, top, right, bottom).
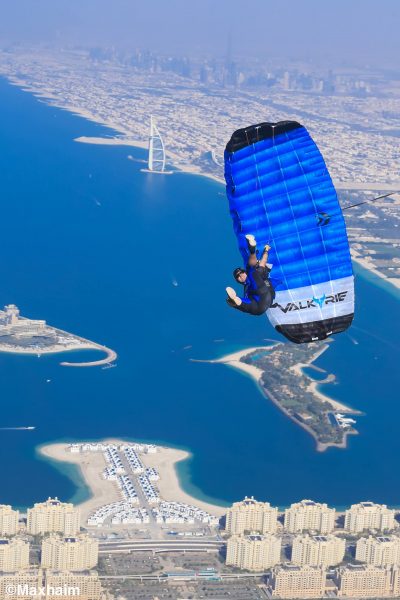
<box><xmin>60</xmin><ymin>343</ymin><xmax>117</xmax><ymax>368</ymax></box>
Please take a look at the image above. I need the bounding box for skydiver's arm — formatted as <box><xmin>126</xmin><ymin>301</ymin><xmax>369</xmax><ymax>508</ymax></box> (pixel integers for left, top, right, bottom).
<box><xmin>259</xmin><ymin>244</ymin><xmax>271</xmax><ymax>268</ymax></box>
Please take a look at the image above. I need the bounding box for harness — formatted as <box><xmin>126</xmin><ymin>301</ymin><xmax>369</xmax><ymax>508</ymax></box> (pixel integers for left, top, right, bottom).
<box><xmin>245</xmin><ymin>267</ymin><xmax>270</xmax><ymax>302</ymax></box>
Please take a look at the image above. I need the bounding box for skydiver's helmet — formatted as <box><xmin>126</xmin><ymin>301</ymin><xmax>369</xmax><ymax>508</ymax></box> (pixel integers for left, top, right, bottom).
<box><xmin>233</xmin><ymin>267</ymin><xmax>246</xmax><ymax>284</ymax></box>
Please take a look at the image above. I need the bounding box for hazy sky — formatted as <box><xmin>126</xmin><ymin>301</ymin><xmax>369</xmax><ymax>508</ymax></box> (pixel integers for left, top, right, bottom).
<box><xmin>0</xmin><ymin>0</ymin><xmax>399</xmax><ymax>67</ymax></box>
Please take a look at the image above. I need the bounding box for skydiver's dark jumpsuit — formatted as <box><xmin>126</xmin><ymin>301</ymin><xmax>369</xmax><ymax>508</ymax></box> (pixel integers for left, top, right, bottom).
<box><xmin>235</xmin><ymin>263</ymin><xmax>275</xmax><ymax>316</ymax></box>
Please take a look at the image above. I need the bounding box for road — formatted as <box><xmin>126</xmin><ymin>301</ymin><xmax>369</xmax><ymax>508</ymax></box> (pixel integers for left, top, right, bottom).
<box><xmin>334</xmin><ymin>181</ymin><xmax>400</xmax><ymax>192</ymax></box>
<box><xmin>99</xmin><ymin>539</ymin><xmax>225</xmax><ymax>554</ymax></box>
<box><xmin>99</xmin><ymin>572</ymin><xmax>266</xmax><ymax>581</ymax></box>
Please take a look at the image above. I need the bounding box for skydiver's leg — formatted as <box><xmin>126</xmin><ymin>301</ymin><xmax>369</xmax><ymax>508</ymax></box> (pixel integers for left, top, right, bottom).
<box><xmin>226</xmin><ymin>291</ymin><xmax>266</xmax><ymax>315</ymax></box>
<box><xmin>260</xmin><ymin>286</ymin><xmax>275</xmax><ymax>311</ymax></box>
<box><xmin>226</xmin><ymin>288</ymin><xmax>261</xmax><ymax>315</ymax></box>
<box><xmin>226</xmin><ymin>287</ymin><xmax>242</xmax><ymax>307</ymax></box>
<box><xmin>235</xmin><ymin>298</ymin><xmax>265</xmax><ymax>315</ymax></box>
<box><xmin>245</xmin><ymin>234</ymin><xmax>258</xmax><ymax>267</ymax></box>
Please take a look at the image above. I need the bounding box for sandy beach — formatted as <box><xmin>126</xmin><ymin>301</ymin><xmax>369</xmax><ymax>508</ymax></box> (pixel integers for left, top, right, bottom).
<box><xmin>74</xmin><ymin>135</ymin><xmax>148</xmax><ymax>150</ymax></box>
<box><xmin>141</xmin><ymin>446</ymin><xmax>226</xmax><ymax>516</ymax></box>
<box><xmin>0</xmin><ymin>342</ymin><xmax>95</xmax><ymax>356</ymax></box>
<box><xmin>206</xmin><ymin>346</ymin><xmax>273</xmax><ymax>382</ymax></box>
<box><xmin>0</xmin><ymin>340</ymin><xmax>116</xmax><ymax>368</ymax></box>
<box><xmin>39</xmin><ymin>443</ymin><xmax>120</xmax><ymax>524</ymax></box>
<box><xmin>39</xmin><ymin>440</ymin><xmax>226</xmax><ymax>526</ymax></box>
<box><xmin>306</xmin><ymin>379</ymin><xmax>360</xmax><ymax>414</ymax></box>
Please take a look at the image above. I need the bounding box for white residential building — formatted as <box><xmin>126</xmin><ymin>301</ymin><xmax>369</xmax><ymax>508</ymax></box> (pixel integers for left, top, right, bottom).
<box><xmin>335</xmin><ymin>564</ymin><xmax>393</xmax><ymax>597</ymax></box>
<box><xmin>27</xmin><ymin>497</ymin><xmax>80</xmax><ymax>536</ymax></box>
<box><xmin>345</xmin><ymin>502</ymin><xmax>396</xmax><ymax>534</ymax></box>
<box><xmin>0</xmin><ymin>538</ymin><xmax>30</xmax><ymax>572</ymax></box>
<box><xmin>356</xmin><ymin>535</ymin><xmax>400</xmax><ymax>567</ymax></box>
<box><xmin>225</xmin><ymin>497</ymin><xmax>278</xmax><ymax>535</ymax></box>
<box><xmin>0</xmin><ymin>505</ymin><xmax>19</xmax><ymax>536</ymax></box>
<box><xmin>226</xmin><ymin>533</ymin><xmax>281</xmax><ymax>571</ymax></box>
<box><xmin>291</xmin><ymin>534</ymin><xmax>345</xmax><ymax>567</ymax></box>
<box><xmin>284</xmin><ymin>500</ymin><xmax>335</xmax><ymax>534</ymax></box>
<box><xmin>269</xmin><ymin>564</ymin><xmax>327</xmax><ymax>598</ymax></box>
<box><xmin>41</xmin><ymin>534</ymin><xmax>98</xmax><ymax>571</ymax></box>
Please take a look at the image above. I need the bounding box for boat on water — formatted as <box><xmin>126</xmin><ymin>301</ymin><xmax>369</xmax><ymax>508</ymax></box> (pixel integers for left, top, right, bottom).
<box><xmin>0</xmin><ymin>426</ymin><xmax>35</xmax><ymax>431</ymax></box>
<box><xmin>141</xmin><ymin>115</ymin><xmax>173</xmax><ymax>175</ymax></box>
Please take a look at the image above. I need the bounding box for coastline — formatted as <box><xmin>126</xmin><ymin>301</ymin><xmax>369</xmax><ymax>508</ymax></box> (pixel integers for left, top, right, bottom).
<box><xmin>204</xmin><ymin>346</ymin><xmax>273</xmax><ymax>382</ymax></box>
<box><xmin>74</xmin><ymin>135</ymin><xmax>148</xmax><ymax>151</ymax></box>
<box><xmin>352</xmin><ymin>253</ymin><xmax>400</xmax><ymax>297</ymax></box>
<box><xmin>290</xmin><ymin>344</ymin><xmax>360</xmax><ymax>415</ymax></box>
<box><xmin>3</xmin><ymin>75</ymin><xmax>400</xmax><ymax>292</ymax></box>
<box><xmin>8</xmin><ymin>78</ymin><xmax>225</xmax><ymax>185</ymax></box>
<box><xmin>0</xmin><ymin>342</ymin><xmax>95</xmax><ymax>356</ymax></box>
<box><xmin>205</xmin><ymin>345</ymin><xmax>360</xmax><ymax>452</ymax></box>
<box><xmin>0</xmin><ymin>342</ymin><xmax>116</xmax><ymax>367</ymax></box>
<box><xmin>0</xmin><ymin>319</ymin><xmax>117</xmax><ymax>367</ymax></box>
<box><xmin>39</xmin><ymin>443</ymin><xmax>119</xmax><ymax>523</ymax></box>
<box><xmin>38</xmin><ymin>440</ymin><xmax>227</xmax><ymax>525</ymax></box>
<box><xmin>75</xmin><ymin>135</ymin><xmax>225</xmax><ymax>184</ymax></box>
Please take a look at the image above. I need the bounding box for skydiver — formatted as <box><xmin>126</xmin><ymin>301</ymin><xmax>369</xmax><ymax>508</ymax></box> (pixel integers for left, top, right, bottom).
<box><xmin>226</xmin><ymin>235</ymin><xmax>275</xmax><ymax>316</ymax></box>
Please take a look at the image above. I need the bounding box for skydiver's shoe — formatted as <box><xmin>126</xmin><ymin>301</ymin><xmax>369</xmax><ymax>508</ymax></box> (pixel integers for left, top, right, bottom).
<box><xmin>245</xmin><ymin>234</ymin><xmax>257</xmax><ymax>254</ymax></box>
<box><xmin>226</xmin><ymin>287</ymin><xmax>242</xmax><ymax>306</ymax></box>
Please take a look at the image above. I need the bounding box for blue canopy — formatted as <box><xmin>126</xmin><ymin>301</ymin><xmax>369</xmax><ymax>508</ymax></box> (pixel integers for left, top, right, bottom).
<box><xmin>224</xmin><ymin>121</ymin><xmax>354</xmax><ymax>343</ymax></box>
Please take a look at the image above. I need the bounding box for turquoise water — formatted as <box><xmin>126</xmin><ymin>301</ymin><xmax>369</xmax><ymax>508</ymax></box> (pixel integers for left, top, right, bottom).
<box><xmin>0</xmin><ymin>78</ymin><xmax>399</xmax><ymax>511</ymax></box>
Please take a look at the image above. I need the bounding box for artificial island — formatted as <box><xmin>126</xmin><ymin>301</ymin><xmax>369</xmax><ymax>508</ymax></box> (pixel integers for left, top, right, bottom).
<box><xmin>0</xmin><ymin>304</ymin><xmax>116</xmax><ymax>367</ymax></box>
<box><xmin>200</xmin><ymin>342</ymin><xmax>362</xmax><ymax>452</ymax></box>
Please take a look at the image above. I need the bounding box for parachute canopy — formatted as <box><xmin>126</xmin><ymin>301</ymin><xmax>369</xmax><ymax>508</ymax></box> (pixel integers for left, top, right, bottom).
<box><xmin>224</xmin><ymin>121</ymin><xmax>354</xmax><ymax>344</ymax></box>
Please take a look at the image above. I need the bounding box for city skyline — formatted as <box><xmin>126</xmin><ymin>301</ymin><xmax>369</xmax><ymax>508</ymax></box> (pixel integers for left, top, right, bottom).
<box><xmin>0</xmin><ymin>1</ymin><xmax>399</xmax><ymax>68</ymax></box>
